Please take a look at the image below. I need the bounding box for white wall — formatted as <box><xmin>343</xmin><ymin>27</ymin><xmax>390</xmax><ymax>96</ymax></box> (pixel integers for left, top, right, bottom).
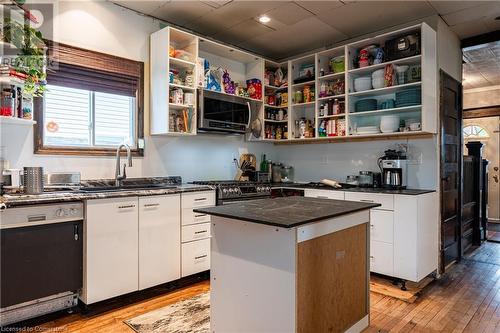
<box><xmin>464</xmin><ymin>86</ymin><xmax>500</xmax><ymax>109</ymax></box>
<box><xmin>1</xmin><ymin>1</ymin><xmax>276</xmax><ymax>181</ymax></box>
<box><xmin>1</xmin><ymin>3</ymin><xmax>460</xmax><ymax>188</ymax></box>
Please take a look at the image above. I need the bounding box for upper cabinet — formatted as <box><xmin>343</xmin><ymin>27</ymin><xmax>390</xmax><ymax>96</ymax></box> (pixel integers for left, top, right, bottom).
<box><xmin>150</xmin><ymin>27</ymin><xmax>198</xmax><ymax>136</ymax></box>
<box><xmin>150</xmin><ymin>23</ymin><xmax>437</xmax><ymax>143</ymax></box>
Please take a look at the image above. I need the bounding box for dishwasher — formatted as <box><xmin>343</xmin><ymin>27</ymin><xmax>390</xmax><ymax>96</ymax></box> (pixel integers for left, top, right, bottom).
<box><xmin>0</xmin><ymin>202</ymin><xmax>83</xmax><ymax>326</ymax></box>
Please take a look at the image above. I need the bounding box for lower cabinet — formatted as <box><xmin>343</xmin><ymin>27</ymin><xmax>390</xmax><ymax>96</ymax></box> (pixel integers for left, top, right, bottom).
<box><xmin>83</xmin><ymin>197</ymin><xmax>139</xmax><ymax>304</ymax></box>
<box><xmin>181</xmin><ymin>190</ymin><xmax>215</xmax><ymax>277</ymax></box>
<box><xmin>308</xmin><ymin>189</ymin><xmax>438</xmax><ymax>282</ymax></box>
<box><xmin>181</xmin><ymin>238</ymin><xmax>211</xmax><ymax>277</ymax></box>
<box><xmin>139</xmin><ymin>195</ymin><xmax>180</xmax><ymax>290</ymax></box>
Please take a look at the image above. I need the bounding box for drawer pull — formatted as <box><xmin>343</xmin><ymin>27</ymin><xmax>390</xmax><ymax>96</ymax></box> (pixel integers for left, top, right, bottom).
<box><xmin>28</xmin><ymin>215</ymin><xmax>46</xmax><ymax>222</ymax></box>
<box><xmin>194</xmin><ymin>230</ymin><xmax>208</xmax><ymax>234</ymax></box>
<box><xmin>118</xmin><ymin>204</ymin><xmax>136</xmax><ymax>209</ymax></box>
<box><xmin>195</xmin><ymin>214</ymin><xmax>207</xmax><ymax>218</ymax></box>
<box><xmin>370</xmin><ymin>256</ymin><xmax>374</xmax><ymax>259</ymax></box>
<box><xmin>316</xmin><ymin>196</ymin><xmax>328</xmax><ymax>199</ymax></box>
<box><xmin>360</xmin><ymin>199</ymin><xmax>374</xmax><ymax>203</ymax></box>
<box><xmin>194</xmin><ymin>198</ymin><xmax>207</xmax><ymax>202</ymax></box>
<box><xmin>195</xmin><ymin>254</ymin><xmax>208</xmax><ymax>260</ymax></box>
<box><xmin>143</xmin><ymin>203</ymin><xmax>160</xmax><ymax>207</ymax></box>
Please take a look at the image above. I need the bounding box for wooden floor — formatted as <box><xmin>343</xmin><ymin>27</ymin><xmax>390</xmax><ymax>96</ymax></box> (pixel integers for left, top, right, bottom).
<box><xmin>32</xmin><ymin>242</ymin><xmax>500</xmax><ymax>332</ymax></box>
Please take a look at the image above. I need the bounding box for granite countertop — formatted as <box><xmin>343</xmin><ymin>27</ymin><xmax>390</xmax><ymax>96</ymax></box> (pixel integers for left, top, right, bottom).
<box><xmin>194</xmin><ymin>196</ymin><xmax>380</xmax><ymax>228</ymax></box>
<box><xmin>271</xmin><ymin>183</ymin><xmax>435</xmax><ymax>195</ymax></box>
<box><xmin>0</xmin><ymin>184</ymin><xmax>214</xmax><ymax>208</ymax></box>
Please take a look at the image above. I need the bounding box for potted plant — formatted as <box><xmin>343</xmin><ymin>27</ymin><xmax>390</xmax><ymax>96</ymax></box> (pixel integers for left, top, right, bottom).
<box><xmin>1</xmin><ymin>18</ymin><xmax>47</xmax><ymax>97</ymax></box>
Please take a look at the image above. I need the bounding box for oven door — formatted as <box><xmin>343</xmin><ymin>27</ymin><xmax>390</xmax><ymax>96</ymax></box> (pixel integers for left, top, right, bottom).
<box><xmin>198</xmin><ymin>89</ymin><xmax>252</xmax><ymax>134</ymax></box>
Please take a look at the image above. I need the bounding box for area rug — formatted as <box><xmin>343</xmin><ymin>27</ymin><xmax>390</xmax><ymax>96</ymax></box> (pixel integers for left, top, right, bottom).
<box><xmin>125</xmin><ymin>292</ymin><xmax>209</xmax><ymax>333</ymax></box>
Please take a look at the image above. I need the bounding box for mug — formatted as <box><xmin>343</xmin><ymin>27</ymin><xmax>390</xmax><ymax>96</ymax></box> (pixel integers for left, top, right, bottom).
<box><xmin>409</xmin><ymin>122</ymin><xmax>421</xmax><ymax>131</ymax></box>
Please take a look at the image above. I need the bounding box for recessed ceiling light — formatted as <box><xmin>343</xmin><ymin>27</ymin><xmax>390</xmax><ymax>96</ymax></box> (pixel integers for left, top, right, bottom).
<box><xmin>258</xmin><ymin>15</ymin><xmax>271</xmax><ymax>23</ymax></box>
<box><xmin>495</xmin><ymin>16</ymin><xmax>500</xmax><ymax>20</ymax></box>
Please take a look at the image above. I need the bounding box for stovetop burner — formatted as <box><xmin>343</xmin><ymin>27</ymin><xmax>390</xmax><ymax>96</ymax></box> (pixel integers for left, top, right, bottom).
<box><xmin>191</xmin><ymin>180</ymin><xmax>271</xmax><ymax>203</ymax></box>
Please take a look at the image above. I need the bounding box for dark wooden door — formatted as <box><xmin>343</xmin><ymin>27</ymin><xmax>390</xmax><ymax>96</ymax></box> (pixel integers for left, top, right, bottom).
<box><xmin>440</xmin><ymin>70</ymin><xmax>463</xmax><ymax>272</ymax></box>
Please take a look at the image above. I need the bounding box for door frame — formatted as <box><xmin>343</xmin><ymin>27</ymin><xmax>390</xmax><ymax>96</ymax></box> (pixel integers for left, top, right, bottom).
<box><xmin>439</xmin><ymin>70</ymin><xmax>463</xmax><ymax>273</ymax></box>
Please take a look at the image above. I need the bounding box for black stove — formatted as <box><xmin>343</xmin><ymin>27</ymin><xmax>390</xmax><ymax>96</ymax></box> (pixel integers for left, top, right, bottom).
<box><xmin>191</xmin><ymin>180</ymin><xmax>271</xmax><ymax>205</ymax></box>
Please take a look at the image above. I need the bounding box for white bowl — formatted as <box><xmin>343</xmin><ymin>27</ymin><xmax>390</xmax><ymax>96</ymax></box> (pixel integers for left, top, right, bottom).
<box><xmin>372</xmin><ymin>77</ymin><xmax>385</xmax><ymax>89</ymax></box>
<box><xmin>354</xmin><ymin>76</ymin><xmax>372</xmax><ymax>92</ymax></box>
<box><xmin>372</xmin><ymin>69</ymin><xmax>385</xmax><ymax>78</ymax></box>
<box><xmin>380</xmin><ymin>115</ymin><xmax>400</xmax><ymax>133</ymax></box>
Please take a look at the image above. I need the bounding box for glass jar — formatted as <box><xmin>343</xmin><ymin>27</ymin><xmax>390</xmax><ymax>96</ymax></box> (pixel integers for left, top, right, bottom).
<box><xmin>281</xmin><ymin>165</ymin><xmax>294</xmax><ymax>183</ymax></box>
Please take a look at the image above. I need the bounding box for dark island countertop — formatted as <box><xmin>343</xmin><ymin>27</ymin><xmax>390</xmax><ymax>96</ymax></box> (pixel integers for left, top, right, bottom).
<box><xmin>194</xmin><ymin>196</ymin><xmax>380</xmax><ymax>228</ymax></box>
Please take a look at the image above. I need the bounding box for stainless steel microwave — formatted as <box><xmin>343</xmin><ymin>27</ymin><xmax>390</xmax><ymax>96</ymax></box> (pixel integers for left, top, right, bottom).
<box><xmin>197</xmin><ymin>89</ymin><xmax>252</xmax><ymax>134</ymax></box>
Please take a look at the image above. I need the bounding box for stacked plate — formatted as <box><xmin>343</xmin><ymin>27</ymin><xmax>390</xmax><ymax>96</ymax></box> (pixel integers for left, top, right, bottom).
<box><xmin>395</xmin><ymin>88</ymin><xmax>421</xmax><ymax>107</ymax></box>
<box><xmin>355</xmin><ymin>98</ymin><xmax>377</xmax><ymax>112</ymax></box>
<box><xmin>356</xmin><ymin>126</ymin><xmax>380</xmax><ymax>135</ymax></box>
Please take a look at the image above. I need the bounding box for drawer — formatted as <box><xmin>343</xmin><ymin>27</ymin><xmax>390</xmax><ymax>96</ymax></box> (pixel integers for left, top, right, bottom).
<box><xmin>182</xmin><ymin>238</ymin><xmax>210</xmax><ymax>277</ymax></box>
<box><xmin>182</xmin><ymin>208</ymin><xmax>211</xmax><ymax>226</ymax></box>
<box><xmin>304</xmin><ymin>189</ymin><xmax>345</xmax><ymax>200</ymax></box>
<box><xmin>182</xmin><ymin>223</ymin><xmax>211</xmax><ymax>243</ymax></box>
<box><xmin>181</xmin><ymin>191</ymin><xmax>215</xmax><ymax>210</ymax></box>
<box><xmin>370</xmin><ymin>241</ymin><xmax>394</xmax><ymax>276</ymax></box>
<box><xmin>345</xmin><ymin>192</ymin><xmax>394</xmax><ymax>210</ymax></box>
<box><xmin>370</xmin><ymin>210</ymin><xmax>394</xmax><ymax>244</ymax></box>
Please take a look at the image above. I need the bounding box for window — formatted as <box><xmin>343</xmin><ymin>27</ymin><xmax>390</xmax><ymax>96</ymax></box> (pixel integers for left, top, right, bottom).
<box><xmin>463</xmin><ymin>124</ymin><xmax>489</xmax><ymax>140</ymax></box>
<box><xmin>34</xmin><ymin>41</ymin><xmax>144</xmax><ymax>156</ymax></box>
<box><xmin>44</xmin><ymin>85</ymin><xmax>136</xmax><ymax>148</ymax></box>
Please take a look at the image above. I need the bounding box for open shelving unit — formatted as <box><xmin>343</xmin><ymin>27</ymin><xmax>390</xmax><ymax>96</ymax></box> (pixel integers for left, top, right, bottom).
<box><xmin>150</xmin><ymin>27</ymin><xmax>198</xmax><ymax>135</ymax></box>
<box><xmin>150</xmin><ymin>22</ymin><xmax>437</xmax><ymax>144</ymax></box>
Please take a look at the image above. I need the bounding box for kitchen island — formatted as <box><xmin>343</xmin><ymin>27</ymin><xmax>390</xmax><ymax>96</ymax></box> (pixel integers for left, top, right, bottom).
<box><xmin>194</xmin><ymin>196</ymin><xmax>380</xmax><ymax>333</ymax></box>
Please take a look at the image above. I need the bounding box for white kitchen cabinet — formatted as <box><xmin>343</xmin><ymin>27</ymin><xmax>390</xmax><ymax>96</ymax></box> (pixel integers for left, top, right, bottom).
<box><xmin>181</xmin><ymin>190</ymin><xmax>215</xmax><ymax>277</ymax></box>
<box><xmin>83</xmin><ymin>197</ymin><xmax>139</xmax><ymax>304</ymax></box>
<box><xmin>345</xmin><ymin>192</ymin><xmax>394</xmax><ymax>210</ymax></box>
<box><xmin>370</xmin><ymin>209</ymin><xmax>394</xmax><ymax>244</ymax></box>
<box><xmin>370</xmin><ymin>241</ymin><xmax>394</xmax><ymax>276</ymax></box>
<box><xmin>304</xmin><ymin>189</ymin><xmax>345</xmax><ymax>200</ymax></box>
<box><xmin>181</xmin><ymin>238</ymin><xmax>211</xmax><ymax>277</ymax></box>
<box><xmin>323</xmin><ymin>190</ymin><xmax>438</xmax><ymax>282</ymax></box>
<box><xmin>394</xmin><ymin>193</ymin><xmax>438</xmax><ymax>282</ymax></box>
<box><xmin>138</xmin><ymin>195</ymin><xmax>181</xmax><ymax>290</ymax></box>
<box><xmin>182</xmin><ymin>222</ymin><xmax>211</xmax><ymax>243</ymax></box>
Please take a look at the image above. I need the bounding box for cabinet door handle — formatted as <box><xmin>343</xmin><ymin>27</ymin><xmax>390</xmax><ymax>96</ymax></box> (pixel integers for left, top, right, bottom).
<box><xmin>316</xmin><ymin>196</ymin><xmax>329</xmax><ymax>199</ymax></box>
<box><xmin>28</xmin><ymin>215</ymin><xmax>46</xmax><ymax>222</ymax></box>
<box><xmin>195</xmin><ymin>213</ymin><xmax>207</xmax><ymax>218</ymax></box>
<box><xmin>143</xmin><ymin>203</ymin><xmax>160</xmax><ymax>207</ymax></box>
<box><xmin>118</xmin><ymin>204</ymin><xmax>136</xmax><ymax>209</ymax></box>
<box><xmin>194</xmin><ymin>198</ymin><xmax>207</xmax><ymax>201</ymax></box>
<box><xmin>195</xmin><ymin>254</ymin><xmax>208</xmax><ymax>260</ymax></box>
<box><xmin>195</xmin><ymin>230</ymin><xmax>208</xmax><ymax>234</ymax></box>
<box><xmin>360</xmin><ymin>199</ymin><xmax>374</xmax><ymax>203</ymax></box>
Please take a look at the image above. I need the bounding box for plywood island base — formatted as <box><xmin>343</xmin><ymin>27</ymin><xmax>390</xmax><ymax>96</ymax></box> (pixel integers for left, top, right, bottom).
<box><xmin>210</xmin><ymin>210</ymin><xmax>370</xmax><ymax>333</ymax></box>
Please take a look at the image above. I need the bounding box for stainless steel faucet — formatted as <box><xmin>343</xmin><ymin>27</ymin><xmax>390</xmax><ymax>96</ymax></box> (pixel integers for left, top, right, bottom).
<box><xmin>115</xmin><ymin>144</ymin><xmax>132</xmax><ymax>186</ymax></box>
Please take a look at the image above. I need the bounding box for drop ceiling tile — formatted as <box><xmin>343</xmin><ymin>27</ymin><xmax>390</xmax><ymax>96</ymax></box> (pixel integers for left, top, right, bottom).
<box><xmin>111</xmin><ymin>0</ymin><xmax>170</xmax><ymax>15</ymax></box>
<box><xmin>264</xmin><ymin>2</ymin><xmax>313</xmax><ymax>25</ymax></box>
<box><xmin>450</xmin><ymin>20</ymin><xmax>490</xmax><ymax>39</ymax></box>
<box><xmin>209</xmin><ymin>1</ymin><xmax>286</xmax><ymax>27</ymax></box>
<box><xmin>294</xmin><ymin>1</ymin><xmax>344</xmax><ymax>15</ymax></box>
<box><xmin>428</xmin><ymin>1</ymin><xmax>490</xmax><ymax>15</ymax></box>
<box><xmin>212</xmin><ymin>19</ymin><xmax>274</xmax><ymax>44</ymax></box>
<box><xmin>241</xmin><ymin>16</ymin><xmax>347</xmax><ymax>59</ymax></box>
<box><xmin>200</xmin><ymin>0</ymin><xmax>232</xmax><ymax>9</ymax></box>
<box><xmin>441</xmin><ymin>2</ymin><xmax>500</xmax><ymax>26</ymax></box>
<box><xmin>154</xmin><ymin>0</ymin><xmax>215</xmax><ymax>25</ymax></box>
<box><xmin>317</xmin><ymin>1</ymin><xmax>436</xmax><ymax>37</ymax></box>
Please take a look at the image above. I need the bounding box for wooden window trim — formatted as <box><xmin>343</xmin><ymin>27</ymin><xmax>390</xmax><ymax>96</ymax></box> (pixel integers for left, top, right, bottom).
<box><xmin>463</xmin><ymin>105</ymin><xmax>500</xmax><ymax>119</ymax></box>
<box><xmin>34</xmin><ymin>41</ymin><xmax>144</xmax><ymax>157</ymax></box>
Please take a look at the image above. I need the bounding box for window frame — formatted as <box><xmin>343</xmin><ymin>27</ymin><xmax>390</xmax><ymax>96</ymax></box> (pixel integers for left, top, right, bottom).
<box><xmin>34</xmin><ymin>41</ymin><xmax>144</xmax><ymax>157</ymax></box>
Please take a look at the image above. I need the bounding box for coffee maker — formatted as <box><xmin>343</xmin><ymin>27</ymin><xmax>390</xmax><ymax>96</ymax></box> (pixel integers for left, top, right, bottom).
<box><xmin>378</xmin><ymin>149</ymin><xmax>407</xmax><ymax>189</ymax></box>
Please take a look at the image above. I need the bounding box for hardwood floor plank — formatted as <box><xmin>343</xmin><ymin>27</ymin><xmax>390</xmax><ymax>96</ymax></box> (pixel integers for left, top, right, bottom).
<box><xmin>17</xmin><ymin>242</ymin><xmax>500</xmax><ymax>333</ymax></box>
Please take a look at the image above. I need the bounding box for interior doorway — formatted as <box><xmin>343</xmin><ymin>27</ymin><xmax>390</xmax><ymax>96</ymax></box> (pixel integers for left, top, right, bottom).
<box><xmin>463</xmin><ymin>117</ymin><xmax>500</xmax><ymax>241</ymax></box>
